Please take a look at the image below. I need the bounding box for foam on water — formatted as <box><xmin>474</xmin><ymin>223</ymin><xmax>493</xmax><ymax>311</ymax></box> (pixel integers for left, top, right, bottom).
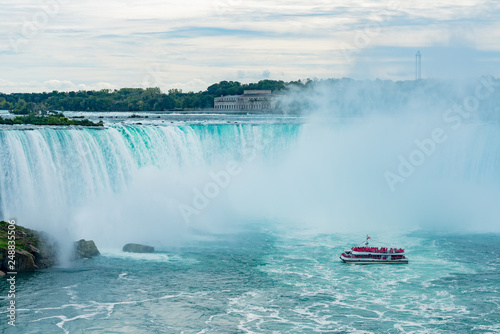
<box><xmin>1</xmin><ymin>226</ymin><xmax>499</xmax><ymax>333</ymax></box>
<box><xmin>100</xmin><ymin>249</ymin><xmax>172</xmax><ymax>263</ymax></box>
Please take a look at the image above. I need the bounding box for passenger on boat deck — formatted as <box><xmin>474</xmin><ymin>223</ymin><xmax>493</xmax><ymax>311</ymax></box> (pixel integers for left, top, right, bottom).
<box><xmin>351</xmin><ymin>246</ymin><xmax>404</xmax><ymax>253</ymax></box>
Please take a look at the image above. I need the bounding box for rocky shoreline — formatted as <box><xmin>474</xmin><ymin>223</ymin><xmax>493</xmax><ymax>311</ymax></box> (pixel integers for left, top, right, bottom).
<box><xmin>0</xmin><ymin>221</ymin><xmax>100</xmax><ymax>275</ymax></box>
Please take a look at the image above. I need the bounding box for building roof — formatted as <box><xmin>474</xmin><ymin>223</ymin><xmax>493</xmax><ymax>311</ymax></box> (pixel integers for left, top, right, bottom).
<box><xmin>243</xmin><ymin>90</ymin><xmax>272</xmax><ymax>95</ymax></box>
<box><xmin>215</xmin><ymin>91</ymin><xmax>275</xmax><ymax>99</ymax></box>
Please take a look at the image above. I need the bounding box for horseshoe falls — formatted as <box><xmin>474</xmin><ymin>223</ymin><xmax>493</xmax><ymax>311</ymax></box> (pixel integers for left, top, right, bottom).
<box><xmin>1</xmin><ymin>115</ymin><xmax>500</xmax><ymax>333</ymax></box>
<box><xmin>0</xmin><ymin>124</ymin><xmax>301</xmax><ymax>245</ymax></box>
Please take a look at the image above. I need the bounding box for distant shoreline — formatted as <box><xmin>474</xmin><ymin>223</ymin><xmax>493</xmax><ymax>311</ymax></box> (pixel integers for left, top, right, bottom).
<box><xmin>0</xmin><ymin>80</ymin><xmax>289</xmax><ymax>114</ymax></box>
<box><xmin>0</xmin><ymin>109</ymin><xmax>285</xmax><ymax>115</ymax></box>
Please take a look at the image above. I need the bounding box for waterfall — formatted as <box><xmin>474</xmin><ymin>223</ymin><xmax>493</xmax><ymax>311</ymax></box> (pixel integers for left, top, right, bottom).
<box><xmin>1</xmin><ymin>116</ymin><xmax>500</xmax><ymax>250</ymax></box>
<box><xmin>0</xmin><ymin>124</ymin><xmax>299</xmax><ymax>245</ymax></box>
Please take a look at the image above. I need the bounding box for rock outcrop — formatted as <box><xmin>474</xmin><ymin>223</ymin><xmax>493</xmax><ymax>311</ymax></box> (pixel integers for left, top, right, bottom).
<box><xmin>74</xmin><ymin>239</ymin><xmax>100</xmax><ymax>259</ymax></box>
<box><xmin>0</xmin><ymin>221</ymin><xmax>101</xmax><ymax>274</ymax></box>
<box><xmin>0</xmin><ymin>221</ymin><xmax>58</xmax><ymax>273</ymax></box>
<box><xmin>123</xmin><ymin>243</ymin><xmax>155</xmax><ymax>253</ymax></box>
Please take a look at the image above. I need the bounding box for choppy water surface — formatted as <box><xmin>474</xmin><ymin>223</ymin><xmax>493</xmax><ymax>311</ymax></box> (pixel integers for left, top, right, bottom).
<box><xmin>1</xmin><ymin>229</ymin><xmax>499</xmax><ymax>333</ymax></box>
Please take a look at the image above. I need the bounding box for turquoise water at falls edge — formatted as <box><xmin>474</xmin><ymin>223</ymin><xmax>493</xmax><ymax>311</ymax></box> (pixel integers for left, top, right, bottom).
<box><xmin>1</xmin><ymin>120</ymin><xmax>500</xmax><ymax>333</ymax></box>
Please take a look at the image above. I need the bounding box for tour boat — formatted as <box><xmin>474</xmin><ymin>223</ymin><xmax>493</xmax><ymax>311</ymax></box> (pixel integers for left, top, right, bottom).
<box><xmin>340</xmin><ymin>236</ymin><xmax>408</xmax><ymax>264</ymax></box>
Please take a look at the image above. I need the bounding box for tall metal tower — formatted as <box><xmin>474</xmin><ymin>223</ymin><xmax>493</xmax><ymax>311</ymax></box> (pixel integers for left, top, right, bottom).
<box><xmin>415</xmin><ymin>50</ymin><xmax>421</xmax><ymax>80</ymax></box>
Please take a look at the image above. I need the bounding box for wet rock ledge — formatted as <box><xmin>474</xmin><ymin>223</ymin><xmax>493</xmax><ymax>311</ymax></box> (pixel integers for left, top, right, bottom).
<box><xmin>123</xmin><ymin>243</ymin><xmax>155</xmax><ymax>253</ymax></box>
<box><xmin>0</xmin><ymin>221</ymin><xmax>100</xmax><ymax>275</ymax></box>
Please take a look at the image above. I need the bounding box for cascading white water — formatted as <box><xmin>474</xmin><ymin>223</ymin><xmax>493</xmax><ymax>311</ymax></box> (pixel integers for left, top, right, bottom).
<box><xmin>0</xmin><ymin>123</ymin><xmax>300</xmax><ymax>248</ymax></box>
<box><xmin>2</xmin><ymin>118</ymin><xmax>500</xmax><ymax>245</ymax></box>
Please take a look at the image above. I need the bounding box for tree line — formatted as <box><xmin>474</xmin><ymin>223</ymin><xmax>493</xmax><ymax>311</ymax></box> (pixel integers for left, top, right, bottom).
<box><xmin>0</xmin><ymin>80</ymin><xmax>307</xmax><ymax>114</ymax></box>
<box><xmin>0</xmin><ymin>113</ymin><xmax>103</xmax><ymax>126</ymax></box>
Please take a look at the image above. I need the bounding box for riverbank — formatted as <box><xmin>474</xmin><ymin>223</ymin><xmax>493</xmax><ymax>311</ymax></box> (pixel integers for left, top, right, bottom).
<box><xmin>0</xmin><ymin>113</ymin><xmax>103</xmax><ymax>127</ymax></box>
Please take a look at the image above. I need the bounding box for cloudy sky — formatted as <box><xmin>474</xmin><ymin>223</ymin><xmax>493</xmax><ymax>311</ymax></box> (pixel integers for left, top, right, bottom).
<box><xmin>1</xmin><ymin>0</ymin><xmax>499</xmax><ymax>93</ymax></box>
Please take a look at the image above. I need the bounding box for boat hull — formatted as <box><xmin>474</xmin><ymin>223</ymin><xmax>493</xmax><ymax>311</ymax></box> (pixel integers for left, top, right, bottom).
<box><xmin>340</xmin><ymin>256</ymin><xmax>408</xmax><ymax>265</ymax></box>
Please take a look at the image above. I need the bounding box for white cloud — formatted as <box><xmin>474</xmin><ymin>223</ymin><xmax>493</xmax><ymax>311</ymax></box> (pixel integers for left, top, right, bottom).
<box><xmin>1</xmin><ymin>0</ymin><xmax>499</xmax><ymax>93</ymax></box>
<box><xmin>0</xmin><ymin>79</ymin><xmax>117</xmax><ymax>93</ymax></box>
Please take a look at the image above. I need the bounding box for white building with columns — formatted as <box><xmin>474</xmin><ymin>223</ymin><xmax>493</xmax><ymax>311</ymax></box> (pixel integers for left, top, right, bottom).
<box><xmin>214</xmin><ymin>90</ymin><xmax>276</xmax><ymax>111</ymax></box>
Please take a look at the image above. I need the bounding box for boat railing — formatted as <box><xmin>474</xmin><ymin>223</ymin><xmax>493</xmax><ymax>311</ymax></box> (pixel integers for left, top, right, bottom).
<box><xmin>351</xmin><ymin>247</ymin><xmax>404</xmax><ymax>254</ymax></box>
<box><xmin>351</xmin><ymin>250</ymin><xmax>405</xmax><ymax>256</ymax></box>
<box><xmin>341</xmin><ymin>254</ymin><xmax>407</xmax><ymax>260</ymax></box>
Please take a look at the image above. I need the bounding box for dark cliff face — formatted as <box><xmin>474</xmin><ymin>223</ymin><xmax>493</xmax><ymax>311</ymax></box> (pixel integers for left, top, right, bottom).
<box><xmin>0</xmin><ymin>221</ymin><xmax>58</xmax><ymax>273</ymax></box>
